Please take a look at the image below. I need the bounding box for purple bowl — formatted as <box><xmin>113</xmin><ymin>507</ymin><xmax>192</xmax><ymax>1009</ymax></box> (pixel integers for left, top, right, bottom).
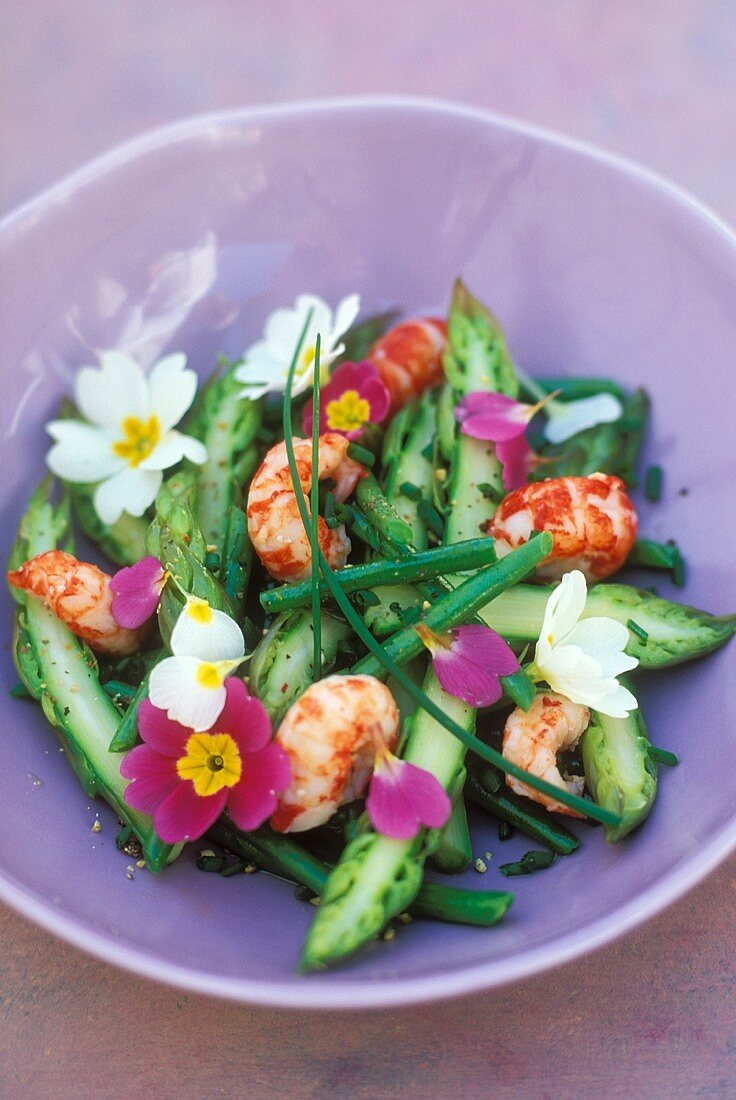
<box><xmin>1</xmin><ymin>98</ymin><xmax>735</xmax><ymax>1009</ymax></box>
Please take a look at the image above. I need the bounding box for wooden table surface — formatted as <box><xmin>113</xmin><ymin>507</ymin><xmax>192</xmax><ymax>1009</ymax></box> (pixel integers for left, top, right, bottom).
<box><xmin>2</xmin><ymin>3</ymin><xmax>736</xmax><ymax>1097</ymax></box>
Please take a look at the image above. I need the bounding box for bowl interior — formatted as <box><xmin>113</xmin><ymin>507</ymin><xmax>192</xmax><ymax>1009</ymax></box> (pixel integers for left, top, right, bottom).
<box><xmin>1</xmin><ymin>100</ymin><xmax>735</xmax><ymax>1007</ymax></box>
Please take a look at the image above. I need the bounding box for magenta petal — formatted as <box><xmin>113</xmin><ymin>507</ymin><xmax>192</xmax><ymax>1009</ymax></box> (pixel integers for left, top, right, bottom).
<box><xmin>153</xmin><ymin>783</ymin><xmax>227</xmax><ymax>843</ymax></box>
<box><xmin>361</xmin><ymin>376</ymin><xmax>391</xmax><ymax>422</ymax></box>
<box><xmin>110</xmin><ymin>556</ymin><xmax>165</xmax><ymax>628</ymax></box>
<box><xmin>227</xmin><ymin>742</ymin><xmax>292</xmax><ymax>831</ymax></box>
<box><xmin>367</xmin><ymin>757</ymin><xmax>451</xmax><ymax>839</ymax></box>
<box><xmin>496</xmin><ymin>435</ymin><xmax>533</xmax><ymax>491</ymax></box>
<box><xmin>121</xmin><ymin>745</ymin><xmax>180</xmax><ymax>814</ymax></box>
<box><xmin>137</xmin><ymin>698</ymin><xmax>192</xmax><ymax>757</ymax></box>
<box><xmin>430</xmin><ymin>624</ymin><xmax>520</xmax><ymax>707</ymax></box>
<box><xmin>456</xmin><ymin>392</ymin><xmax>529</xmax><ymax>443</ymax></box>
<box><xmin>216</xmin><ymin>677</ymin><xmax>273</xmax><ymax>754</ymax></box>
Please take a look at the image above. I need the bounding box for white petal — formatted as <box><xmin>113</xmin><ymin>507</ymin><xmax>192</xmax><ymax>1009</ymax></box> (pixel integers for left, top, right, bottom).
<box><xmin>93</xmin><ymin>466</ymin><xmax>162</xmax><ymax>525</ymax></box>
<box><xmin>147</xmin><ymin>353</ymin><xmax>199</xmax><ymax>431</ymax></box>
<box><xmin>330</xmin><ymin>293</ymin><xmax>361</xmax><ymax>343</ymax></box>
<box><xmin>236</xmin><ymin>343</ymin><xmax>286</xmax><ymax>396</ymax></box>
<box><xmin>140</xmin><ymin>430</ymin><xmax>208</xmax><ymax>470</ymax></box>
<box><xmin>540</xmin><ymin>570</ymin><xmax>587</xmax><ymax>648</ymax></box>
<box><xmin>593</xmin><ymin>681</ymin><xmax>639</xmax><ymax>719</ymax></box>
<box><xmin>544</xmin><ymin>394</ymin><xmax>623</xmax><ymax>445</ymax></box>
<box><xmin>75</xmin><ymin>351</ymin><xmax>150</xmax><ymax>428</ymax></box>
<box><xmin>46</xmin><ymin>421</ymin><xmax>123</xmax><ymax>483</ymax></box>
<box><xmin>149</xmin><ymin>656</ymin><xmax>228</xmax><ymax>731</ymax></box>
<box><xmin>565</xmin><ymin>617</ymin><xmax>639</xmax><ymax>677</ymax></box>
<box><xmin>170</xmin><ymin>597</ymin><xmax>245</xmax><ymax>660</ymax></box>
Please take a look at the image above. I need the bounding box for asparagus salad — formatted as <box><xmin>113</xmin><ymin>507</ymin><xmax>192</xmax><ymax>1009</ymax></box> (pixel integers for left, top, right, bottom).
<box><xmin>8</xmin><ymin>281</ymin><xmax>735</xmax><ymax>969</ymax></box>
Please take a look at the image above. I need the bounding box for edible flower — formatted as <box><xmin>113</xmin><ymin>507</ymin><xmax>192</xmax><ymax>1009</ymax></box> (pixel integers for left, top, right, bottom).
<box><xmin>236</xmin><ymin>292</ymin><xmax>361</xmax><ymax>399</ymax></box>
<box><xmin>542</xmin><ymin>394</ymin><xmax>623</xmax><ymax>445</ymax></box>
<box><xmin>415</xmin><ymin>622</ymin><xmax>520</xmax><ymax>707</ymax></box>
<box><xmin>148</xmin><ymin>596</ymin><xmax>246</xmax><ymax>731</ymax></box>
<box><xmin>121</xmin><ymin>678</ymin><xmax>291</xmax><ymax>843</ymax></box>
<box><xmin>366</xmin><ymin>747</ymin><xmax>451</xmax><ymax>840</ymax></box>
<box><xmin>110</xmin><ymin>556</ymin><xmax>167</xmax><ymax>629</ymax></box>
<box><xmin>46</xmin><ymin>352</ymin><xmax>207</xmax><ymax>525</ymax></box>
<box><xmin>530</xmin><ymin>569</ymin><xmax>639</xmax><ymax>717</ymax></box>
<box><xmin>455</xmin><ymin>392</ymin><xmax>548</xmax><ymax>491</ymax></box>
<box><xmin>301</xmin><ymin>360</ymin><xmax>390</xmax><ymax>439</ymax></box>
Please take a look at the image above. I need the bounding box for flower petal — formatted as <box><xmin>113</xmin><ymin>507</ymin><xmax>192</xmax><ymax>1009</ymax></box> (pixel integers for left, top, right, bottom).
<box><xmin>456</xmin><ymin>392</ymin><xmax>530</xmax><ymax>442</ymax></box>
<box><xmin>139</xmin><ymin>429</ymin><xmax>208</xmax><ymax>471</ymax></box>
<box><xmin>331</xmin><ymin>293</ymin><xmax>361</xmax><ymax>343</ymax></box>
<box><xmin>93</xmin><ymin>466</ymin><xmax>162</xmax><ymax>524</ymax></box>
<box><xmin>153</xmin><ymin>782</ymin><xmax>227</xmax><ymax>843</ymax></box>
<box><xmin>496</xmin><ymin>435</ymin><xmax>533</xmax><ymax>492</ymax></box>
<box><xmin>421</xmin><ymin>624</ymin><xmax>519</xmax><ymax>708</ymax></box>
<box><xmin>121</xmin><ymin>745</ymin><xmax>180</xmax><ymax>813</ymax></box>
<box><xmin>147</xmin><ymin>353</ymin><xmax>198</xmax><ymax>432</ymax></box>
<box><xmin>366</xmin><ymin>756</ymin><xmax>451</xmax><ymax>839</ymax></box>
<box><xmin>593</xmin><ymin>680</ymin><xmax>639</xmax><ymax>719</ymax></box>
<box><xmin>46</xmin><ymin>421</ymin><xmax>123</xmax><ymax>483</ymax></box>
<box><xmin>169</xmin><ymin>598</ymin><xmax>245</xmax><ymax>660</ymax></box>
<box><xmin>544</xmin><ymin>394</ymin><xmax>623</xmax><ymax>445</ymax></box>
<box><xmin>136</xmin><ymin>697</ymin><xmax>191</xmax><ymax>757</ymax></box>
<box><xmin>75</xmin><ymin>351</ymin><xmax>150</xmax><ymax>429</ymax></box>
<box><xmin>216</xmin><ymin>677</ymin><xmax>273</xmax><ymax>753</ymax></box>
<box><xmin>149</xmin><ymin>655</ymin><xmax>229</xmax><ymax>731</ymax></box>
<box><xmin>228</xmin><ymin>742</ymin><xmax>292</xmax><ymax>831</ymax></box>
<box><xmin>539</xmin><ymin>570</ymin><xmax>588</xmax><ymax>652</ymax></box>
<box><xmin>565</xmin><ymin>617</ymin><xmax>639</xmax><ymax>678</ymax></box>
<box><xmin>110</xmin><ymin>556</ymin><xmax>166</xmax><ymax>628</ymax></box>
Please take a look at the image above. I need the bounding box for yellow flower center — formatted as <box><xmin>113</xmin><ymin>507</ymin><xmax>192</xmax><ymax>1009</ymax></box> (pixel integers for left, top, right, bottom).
<box><xmin>176</xmin><ymin>732</ymin><xmax>242</xmax><ymax>796</ymax></box>
<box><xmin>112</xmin><ymin>414</ymin><xmax>161</xmax><ymax>467</ymax></box>
<box><xmin>196</xmin><ymin>662</ymin><xmax>227</xmax><ymax>690</ymax></box>
<box><xmin>296</xmin><ymin>344</ymin><xmax>316</xmax><ymax>376</ymax></box>
<box><xmin>186</xmin><ymin>598</ymin><xmax>213</xmax><ymax>624</ymax></box>
<box><xmin>326</xmin><ymin>390</ymin><xmax>370</xmax><ymax>433</ymax></box>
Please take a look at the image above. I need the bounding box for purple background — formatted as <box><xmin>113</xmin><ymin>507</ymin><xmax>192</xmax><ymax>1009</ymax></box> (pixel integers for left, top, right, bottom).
<box><xmin>2</xmin><ymin>4</ymin><xmax>736</xmax><ymax>1098</ymax></box>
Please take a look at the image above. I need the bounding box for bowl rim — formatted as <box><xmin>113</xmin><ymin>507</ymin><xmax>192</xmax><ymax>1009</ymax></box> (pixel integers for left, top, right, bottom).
<box><xmin>2</xmin><ymin>94</ymin><xmax>736</xmax><ymax>1010</ymax></box>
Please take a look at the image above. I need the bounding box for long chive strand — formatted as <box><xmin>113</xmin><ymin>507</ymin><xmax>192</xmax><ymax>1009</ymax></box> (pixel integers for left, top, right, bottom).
<box><xmin>281</xmin><ymin>359</ymin><xmax>621</xmax><ymax>828</ymax></box>
<box><xmin>311</xmin><ymin>335</ymin><xmax>323</xmax><ymax>681</ymax></box>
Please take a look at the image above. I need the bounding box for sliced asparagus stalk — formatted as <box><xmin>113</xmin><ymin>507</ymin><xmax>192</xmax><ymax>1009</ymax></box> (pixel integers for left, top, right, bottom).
<box><xmin>581</xmin><ymin>684</ymin><xmax>658</xmax><ymax>842</ymax></box>
<box><xmin>8</xmin><ymin>480</ymin><xmax>180</xmax><ymax>872</ymax></box>
<box><xmin>429</xmin><ymin>797</ymin><xmax>472</xmax><ymax>873</ymax></box>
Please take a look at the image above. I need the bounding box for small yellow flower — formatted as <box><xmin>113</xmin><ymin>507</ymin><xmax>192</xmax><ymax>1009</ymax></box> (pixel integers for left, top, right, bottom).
<box><xmin>176</xmin><ymin>732</ymin><xmax>242</xmax><ymax>796</ymax></box>
<box><xmin>325</xmin><ymin>390</ymin><xmax>371</xmax><ymax>433</ymax></box>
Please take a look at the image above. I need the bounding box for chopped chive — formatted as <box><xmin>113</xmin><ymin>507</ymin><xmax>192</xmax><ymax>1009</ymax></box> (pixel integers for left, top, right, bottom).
<box><xmin>498</xmin><ymin>820</ymin><xmax>513</xmax><ymax>841</ymax></box>
<box><xmin>311</xmin><ymin>351</ymin><xmax>322</xmax><ymax>683</ymax></box>
<box><xmin>197</xmin><ymin>853</ymin><xmax>226</xmax><ymax>873</ymax></box>
<box><xmin>220</xmin><ymin>859</ymin><xmax>248</xmax><ymax>877</ymax></box>
<box><xmin>421</xmin><ymin>442</ymin><xmax>434</xmax><ymax>461</ymax></box>
<box><xmin>282</xmin><ymin>344</ymin><xmax>621</xmax><ymax>827</ymax></box>
<box><xmin>204</xmin><ymin>550</ymin><xmax>220</xmax><ymax>570</ymax></box>
<box><xmin>499</xmin><ymin>849</ymin><xmax>555</xmax><ymax>877</ymax></box>
<box><xmin>645</xmin><ymin>465</ymin><xmax>663</xmax><ymax>502</ymax></box>
<box><xmin>499</xmin><ymin>667</ymin><xmax>536</xmax><ymax>711</ymax></box>
<box><xmin>477</xmin><ymin>482</ymin><xmax>503</xmax><ymax>503</ymax></box>
<box><xmin>649</xmin><ymin>745</ymin><xmax>679</xmax><ymax>767</ymax></box>
<box><xmin>9</xmin><ymin>682</ymin><xmax>31</xmax><ymax>698</ymax></box>
<box><xmin>324</xmin><ymin>491</ymin><xmax>335</xmax><ymax>522</ymax></box>
<box><xmin>626</xmin><ymin>619</ymin><xmax>649</xmax><ymax>643</ymax></box>
<box><xmin>346</xmin><ymin>442</ymin><xmax>375</xmax><ymax>467</ymax></box>
<box><xmin>399</xmin><ymin>481</ymin><xmax>423</xmax><ymax>501</ymax></box>
<box><xmin>115</xmin><ymin>825</ymin><xmax>133</xmax><ymax>851</ymax></box>
<box><xmin>355</xmin><ymin>589</ymin><xmax>381</xmax><ymax>608</ymax></box>
<box><xmin>417</xmin><ymin>500</ymin><xmax>445</xmax><ymax>538</ymax></box>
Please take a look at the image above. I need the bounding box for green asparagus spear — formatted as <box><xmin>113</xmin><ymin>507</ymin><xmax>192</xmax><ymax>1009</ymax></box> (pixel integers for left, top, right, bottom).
<box><xmin>185</xmin><ymin>358</ymin><xmax>262</xmax><ymax>558</ymax></box>
<box><xmin>302</xmin><ymin>280</ymin><xmax>523</xmax><ymax>968</ymax></box>
<box><xmin>249</xmin><ymin>609</ymin><xmax>353</xmax><ymax>724</ymax></box>
<box><xmin>8</xmin><ymin>480</ymin><xmax>180</xmax><ymax>871</ymax></box>
<box><xmin>430</xmin><ymin>798</ymin><xmax>472</xmax><ymax>873</ymax></box>
<box><xmin>382</xmin><ymin>391</ymin><xmax>438</xmax><ymax>549</ymax></box>
<box><xmin>478</xmin><ymin>581</ymin><xmax>736</xmax><ymax>669</ymax></box>
<box><xmin>581</xmin><ymin>684</ymin><xmax>657</xmax><ymax>841</ymax></box>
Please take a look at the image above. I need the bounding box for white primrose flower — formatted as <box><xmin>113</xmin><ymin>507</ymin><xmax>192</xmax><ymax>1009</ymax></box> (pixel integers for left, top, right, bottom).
<box><xmin>533</xmin><ymin>569</ymin><xmax>639</xmax><ymax>718</ymax></box>
<box><xmin>46</xmin><ymin>351</ymin><xmax>207</xmax><ymax>525</ymax></box>
<box><xmin>149</xmin><ymin>596</ymin><xmax>246</xmax><ymax>732</ymax></box>
<box><xmin>543</xmin><ymin>394</ymin><xmax>623</xmax><ymax>445</ymax></box>
<box><xmin>235</xmin><ymin>292</ymin><xmax>361</xmax><ymax>399</ymax></box>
